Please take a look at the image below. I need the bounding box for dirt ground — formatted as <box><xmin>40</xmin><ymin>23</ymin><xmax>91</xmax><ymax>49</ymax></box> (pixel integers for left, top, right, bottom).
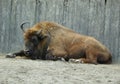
<box><xmin>0</xmin><ymin>55</ymin><xmax>120</xmax><ymax>84</ymax></box>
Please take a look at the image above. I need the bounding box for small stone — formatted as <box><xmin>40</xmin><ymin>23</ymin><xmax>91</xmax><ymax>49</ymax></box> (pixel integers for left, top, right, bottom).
<box><xmin>108</xmin><ymin>80</ymin><xmax>112</xmax><ymax>82</ymax></box>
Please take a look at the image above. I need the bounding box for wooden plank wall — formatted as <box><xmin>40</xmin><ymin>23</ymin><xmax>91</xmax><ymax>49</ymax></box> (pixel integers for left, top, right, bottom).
<box><xmin>0</xmin><ymin>0</ymin><xmax>120</xmax><ymax>63</ymax></box>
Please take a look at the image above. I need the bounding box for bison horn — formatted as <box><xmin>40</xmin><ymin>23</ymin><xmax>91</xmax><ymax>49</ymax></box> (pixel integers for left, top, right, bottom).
<box><xmin>20</xmin><ymin>22</ymin><xmax>30</xmax><ymax>32</ymax></box>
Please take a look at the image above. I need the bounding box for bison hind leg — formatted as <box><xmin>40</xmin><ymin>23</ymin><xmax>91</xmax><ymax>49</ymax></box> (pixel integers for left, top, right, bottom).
<box><xmin>69</xmin><ymin>58</ymin><xmax>84</xmax><ymax>63</ymax></box>
<box><xmin>69</xmin><ymin>58</ymin><xmax>86</xmax><ymax>63</ymax></box>
<box><xmin>69</xmin><ymin>58</ymin><xmax>98</xmax><ymax>65</ymax></box>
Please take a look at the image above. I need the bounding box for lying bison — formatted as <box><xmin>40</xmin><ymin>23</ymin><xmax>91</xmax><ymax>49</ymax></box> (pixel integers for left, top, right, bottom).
<box><xmin>6</xmin><ymin>21</ymin><xmax>112</xmax><ymax>64</ymax></box>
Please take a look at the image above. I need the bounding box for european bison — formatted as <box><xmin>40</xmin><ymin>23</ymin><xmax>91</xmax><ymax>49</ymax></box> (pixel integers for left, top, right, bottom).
<box><xmin>6</xmin><ymin>21</ymin><xmax>112</xmax><ymax>64</ymax></box>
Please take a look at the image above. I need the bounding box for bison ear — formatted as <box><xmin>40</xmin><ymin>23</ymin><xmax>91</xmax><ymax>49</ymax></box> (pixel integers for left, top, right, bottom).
<box><xmin>36</xmin><ymin>30</ymin><xmax>42</xmax><ymax>35</ymax></box>
<box><xmin>36</xmin><ymin>30</ymin><xmax>48</xmax><ymax>39</ymax></box>
<box><xmin>36</xmin><ymin>30</ymin><xmax>44</xmax><ymax>39</ymax></box>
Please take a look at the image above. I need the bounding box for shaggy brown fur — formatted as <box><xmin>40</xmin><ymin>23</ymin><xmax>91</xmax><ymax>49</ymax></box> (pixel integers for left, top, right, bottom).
<box><xmin>6</xmin><ymin>21</ymin><xmax>112</xmax><ymax>64</ymax></box>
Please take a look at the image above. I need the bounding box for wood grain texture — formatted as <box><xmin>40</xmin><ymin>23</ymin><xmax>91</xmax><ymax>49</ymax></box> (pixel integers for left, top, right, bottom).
<box><xmin>0</xmin><ymin>0</ymin><xmax>120</xmax><ymax>63</ymax></box>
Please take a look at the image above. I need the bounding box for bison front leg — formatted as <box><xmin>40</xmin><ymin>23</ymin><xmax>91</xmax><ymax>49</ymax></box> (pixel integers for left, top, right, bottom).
<box><xmin>6</xmin><ymin>50</ymin><xmax>26</xmax><ymax>58</ymax></box>
<box><xmin>38</xmin><ymin>34</ymin><xmax>51</xmax><ymax>60</ymax></box>
<box><xmin>45</xmin><ymin>52</ymin><xmax>62</xmax><ymax>61</ymax></box>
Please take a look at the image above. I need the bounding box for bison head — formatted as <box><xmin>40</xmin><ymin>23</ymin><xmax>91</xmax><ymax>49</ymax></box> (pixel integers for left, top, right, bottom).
<box><xmin>24</xmin><ymin>30</ymin><xmax>42</xmax><ymax>58</ymax></box>
<box><xmin>20</xmin><ymin>22</ymin><xmax>50</xmax><ymax>60</ymax></box>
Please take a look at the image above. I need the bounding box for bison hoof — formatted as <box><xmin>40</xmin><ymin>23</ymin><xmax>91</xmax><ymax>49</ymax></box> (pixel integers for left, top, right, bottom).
<box><xmin>6</xmin><ymin>53</ymin><xmax>16</xmax><ymax>58</ymax></box>
<box><xmin>69</xmin><ymin>59</ymin><xmax>84</xmax><ymax>63</ymax></box>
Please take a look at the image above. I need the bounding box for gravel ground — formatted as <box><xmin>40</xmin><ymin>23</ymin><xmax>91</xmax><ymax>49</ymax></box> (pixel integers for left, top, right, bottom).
<box><xmin>0</xmin><ymin>55</ymin><xmax>120</xmax><ymax>84</ymax></box>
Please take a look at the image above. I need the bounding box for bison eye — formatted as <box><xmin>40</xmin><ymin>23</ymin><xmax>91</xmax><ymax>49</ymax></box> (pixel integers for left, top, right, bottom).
<box><xmin>31</xmin><ymin>36</ymin><xmax>38</xmax><ymax>42</ymax></box>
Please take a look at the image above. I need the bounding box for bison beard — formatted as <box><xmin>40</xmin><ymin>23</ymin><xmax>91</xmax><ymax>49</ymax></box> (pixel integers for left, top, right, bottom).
<box><xmin>6</xmin><ymin>21</ymin><xmax>112</xmax><ymax>64</ymax></box>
